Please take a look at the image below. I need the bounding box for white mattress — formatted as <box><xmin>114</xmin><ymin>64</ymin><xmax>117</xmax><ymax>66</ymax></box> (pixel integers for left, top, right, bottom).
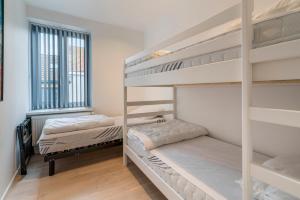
<box><xmin>39</xmin><ymin>117</ymin><xmax>165</xmax><ymax>155</ymax></box>
<box><xmin>128</xmin><ymin>135</ymin><xmax>269</xmax><ymax>200</ymax></box>
<box><xmin>42</xmin><ymin>115</ymin><xmax>115</xmax><ymax>135</ymax></box>
<box><xmin>126</xmin><ymin>0</ymin><xmax>300</xmax><ymax>77</ymax></box>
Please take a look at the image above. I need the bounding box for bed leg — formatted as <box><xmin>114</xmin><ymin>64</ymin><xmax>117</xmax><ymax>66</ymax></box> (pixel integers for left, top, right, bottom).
<box><xmin>49</xmin><ymin>159</ymin><xmax>55</xmax><ymax>176</ymax></box>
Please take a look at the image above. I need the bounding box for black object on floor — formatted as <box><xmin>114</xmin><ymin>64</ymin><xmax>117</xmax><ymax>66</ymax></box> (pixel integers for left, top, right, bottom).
<box><xmin>17</xmin><ymin>118</ymin><xmax>34</xmax><ymax>175</ymax></box>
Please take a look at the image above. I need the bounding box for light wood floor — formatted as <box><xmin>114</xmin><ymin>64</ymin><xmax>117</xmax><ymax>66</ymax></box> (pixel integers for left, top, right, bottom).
<box><xmin>6</xmin><ymin>146</ymin><xmax>167</xmax><ymax>200</ymax></box>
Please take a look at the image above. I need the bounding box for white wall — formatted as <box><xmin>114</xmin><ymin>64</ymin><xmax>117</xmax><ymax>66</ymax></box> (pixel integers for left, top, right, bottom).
<box><xmin>177</xmin><ymin>85</ymin><xmax>300</xmax><ymax>157</ymax></box>
<box><xmin>26</xmin><ymin>6</ymin><xmax>145</xmax><ymax>116</ymax></box>
<box><xmin>0</xmin><ymin>0</ymin><xmax>29</xmax><ymax>198</ymax></box>
<box><xmin>143</xmin><ymin>0</ymin><xmax>300</xmax><ymax>156</ymax></box>
<box><xmin>145</xmin><ymin>0</ymin><xmax>275</xmax><ymax>48</ymax></box>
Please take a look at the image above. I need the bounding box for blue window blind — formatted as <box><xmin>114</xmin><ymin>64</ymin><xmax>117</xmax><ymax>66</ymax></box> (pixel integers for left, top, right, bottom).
<box><xmin>31</xmin><ymin>23</ymin><xmax>91</xmax><ymax>110</ymax></box>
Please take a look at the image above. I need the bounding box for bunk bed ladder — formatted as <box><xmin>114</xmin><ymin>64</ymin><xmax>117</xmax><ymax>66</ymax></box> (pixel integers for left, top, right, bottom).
<box><xmin>123</xmin><ymin>62</ymin><xmax>177</xmax><ymax>166</ymax></box>
<box><xmin>242</xmin><ymin>0</ymin><xmax>300</xmax><ymax>199</ymax></box>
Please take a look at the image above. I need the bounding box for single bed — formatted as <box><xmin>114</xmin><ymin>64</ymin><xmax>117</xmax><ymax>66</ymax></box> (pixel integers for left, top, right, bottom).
<box><xmin>38</xmin><ymin>113</ymin><xmax>165</xmax><ymax>176</ymax></box>
<box><xmin>126</xmin><ymin>120</ymin><xmax>299</xmax><ymax>200</ymax></box>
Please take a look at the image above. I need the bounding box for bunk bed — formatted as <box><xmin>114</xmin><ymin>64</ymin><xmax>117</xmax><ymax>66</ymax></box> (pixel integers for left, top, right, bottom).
<box><xmin>123</xmin><ymin>0</ymin><xmax>300</xmax><ymax>199</ymax></box>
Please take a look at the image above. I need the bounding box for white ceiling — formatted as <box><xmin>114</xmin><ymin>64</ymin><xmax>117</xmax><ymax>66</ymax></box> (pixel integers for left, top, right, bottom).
<box><xmin>25</xmin><ymin>0</ymin><xmax>239</xmax><ymax>32</ymax></box>
<box><xmin>24</xmin><ymin>0</ymin><xmax>172</xmax><ymax>31</ymax></box>
<box><xmin>25</xmin><ymin>0</ymin><xmax>277</xmax><ymax>47</ymax></box>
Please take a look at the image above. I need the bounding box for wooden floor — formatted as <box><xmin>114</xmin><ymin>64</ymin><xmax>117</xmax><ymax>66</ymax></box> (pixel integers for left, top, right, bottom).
<box><xmin>6</xmin><ymin>146</ymin><xmax>167</xmax><ymax>200</ymax></box>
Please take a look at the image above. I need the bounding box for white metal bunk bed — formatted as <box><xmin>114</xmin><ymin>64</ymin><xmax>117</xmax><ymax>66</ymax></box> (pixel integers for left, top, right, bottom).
<box><xmin>123</xmin><ymin>0</ymin><xmax>300</xmax><ymax>199</ymax></box>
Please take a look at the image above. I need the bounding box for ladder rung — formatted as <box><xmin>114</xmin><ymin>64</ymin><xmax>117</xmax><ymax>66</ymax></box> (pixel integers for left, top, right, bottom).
<box><xmin>251</xmin><ymin>163</ymin><xmax>300</xmax><ymax>198</ymax></box>
<box><xmin>127</xmin><ymin>100</ymin><xmax>174</xmax><ymax>106</ymax></box>
<box><xmin>127</xmin><ymin>110</ymin><xmax>174</xmax><ymax>119</ymax></box>
<box><xmin>250</xmin><ymin>107</ymin><xmax>300</xmax><ymax>128</ymax></box>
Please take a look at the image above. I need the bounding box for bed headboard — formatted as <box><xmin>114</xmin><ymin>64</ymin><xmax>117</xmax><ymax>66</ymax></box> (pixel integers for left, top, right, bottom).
<box><xmin>17</xmin><ymin>118</ymin><xmax>34</xmax><ymax>175</ymax></box>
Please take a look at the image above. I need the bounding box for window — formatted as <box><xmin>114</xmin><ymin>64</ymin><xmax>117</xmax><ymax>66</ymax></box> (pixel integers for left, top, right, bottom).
<box><xmin>30</xmin><ymin>23</ymin><xmax>91</xmax><ymax>110</ymax></box>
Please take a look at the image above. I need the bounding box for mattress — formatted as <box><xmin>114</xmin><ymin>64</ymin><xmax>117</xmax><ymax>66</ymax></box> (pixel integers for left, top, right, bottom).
<box><xmin>126</xmin><ymin>1</ymin><xmax>300</xmax><ymax>78</ymax></box>
<box><xmin>39</xmin><ymin>117</ymin><xmax>165</xmax><ymax>155</ymax></box>
<box><xmin>127</xmin><ymin>134</ymin><xmax>269</xmax><ymax>200</ymax></box>
<box><xmin>42</xmin><ymin>115</ymin><xmax>115</xmax><ymax>135</ymax></box>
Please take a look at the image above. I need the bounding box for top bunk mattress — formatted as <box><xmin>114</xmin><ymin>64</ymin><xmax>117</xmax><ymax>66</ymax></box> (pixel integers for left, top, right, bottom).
<box><xmin>126</xmin><ymin>0</ymin><xmax>300</xmax><ymax>77</ymax></box>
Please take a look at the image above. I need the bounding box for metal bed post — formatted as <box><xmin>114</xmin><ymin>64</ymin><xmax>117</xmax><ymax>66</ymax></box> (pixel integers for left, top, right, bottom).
<box><xmin>242</xmin><ymin>0</ymin><xmax>253</xmax><ymax>199</ymax></box>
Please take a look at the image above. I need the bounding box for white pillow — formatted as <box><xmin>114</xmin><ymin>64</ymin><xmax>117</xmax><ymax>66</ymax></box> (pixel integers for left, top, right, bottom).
<box><xmin>128</xmin><ymin>119</ymin><xmax>208</xmax><ymax>150</ymax></box>
<box><xmin>262</xmin><ymin>155</ymin><xmax>300</xmax><ymax>171</ymax></box>
<box><xmin>253</xmin><ymin>155</ymin><xmax>300</xmax><ymax>200</ymax></box>
<box><xmin>254</xmin><ymin>0</ymin><xmax>300</xmax><ymax>21</ymax></box>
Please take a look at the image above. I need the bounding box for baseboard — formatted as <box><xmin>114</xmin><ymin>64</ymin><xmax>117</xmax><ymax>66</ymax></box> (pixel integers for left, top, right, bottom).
<box><xmin>0</xmin><ymin>167</ymin><xmax>19</xmax><ymax>200</ymax></box>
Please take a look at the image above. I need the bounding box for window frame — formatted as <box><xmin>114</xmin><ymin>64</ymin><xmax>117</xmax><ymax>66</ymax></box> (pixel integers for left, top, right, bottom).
<box><xmin>29</xmin><ymin>20</ymin><xmax>92</xmax><ymax>111</ymax></box>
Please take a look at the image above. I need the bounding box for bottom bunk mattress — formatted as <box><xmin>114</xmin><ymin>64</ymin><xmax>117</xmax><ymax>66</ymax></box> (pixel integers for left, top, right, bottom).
<box><xmin>39</xmin><ymin>117</ymin><xmax>165</xmax><ymax>155</ymax></box>
<box><xmin>127</xmin><ymin>135</ymin><xmax>269</xmax><ymax>200</ymax></box>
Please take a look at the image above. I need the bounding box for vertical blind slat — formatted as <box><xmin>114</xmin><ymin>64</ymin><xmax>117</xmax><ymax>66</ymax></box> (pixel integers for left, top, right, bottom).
<box><xmin>70</xmin><ymin>32</ymin><xmax>74</xmax><ymax>107</ymax></box>
<box><xmin>74</xmin><ymin>33</ymin><xmax>77</xmax><ymax>107</ymax></box>
<box><xmin>30</xmin><ymin>23</ymin><xmax>90</xmax><ymax>110</ymax></box>
<box><xmin>47</xmin><ymin>28</ymin><xmax>51</xmax><ymax>109</ymax></box>
<box><xmin>76</xmin><ymin>33</ymin><xmax>80</xmax><ymax>107</ymax></box>
<box><xmin>87</xmin><ymin>35</ymin><xmax>91</xmax><ymax>107</ymax></box>
<box><xmin>63</xmin><ymin>31</ymin><xmax>68</xmax><ymax>108</ymax></box>
<box><xmin>59</xmin><ymin>30</ymin><xmax>63</xmax><ymax>108</ymax></box>
<box><xmin>48</xmin><ymin>28</ymin><xmax>51</xmax><ymax>108</ymax></box>
<box><xmin>79</xmin><ymin>34</ymin><xmax>82</xmax><ymax>107</ymax></box>
<box><xmin>42</xmin><ymin>27</ymin><xmax>46</xmax><ymax>109</ymax></box>
<box><xmin>31</xmin><ymin>26</ymin><xmax>37</xmax><ymax>110</ymax></box>
<box><xmin>84</xmin><ymin>34</ymin><xmax>88</xmax><ymax>107</ymax></box>
<box><xmin>44</xmin><ymin>27</ymin><xmax>47</xmax><ymax>109</ymax></box>
<box><xmin>37</xmin><ymin>26</ymin><xmax>42</xmax><ymax>109</ymax></box>
<box><xmin>52</xmin><ymin>30</ymin><xmax>57</xmax><ymax>108</ymax></box>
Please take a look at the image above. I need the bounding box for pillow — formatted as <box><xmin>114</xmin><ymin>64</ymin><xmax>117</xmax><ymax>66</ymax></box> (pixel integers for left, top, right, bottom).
<box><xmin>128</xmin><ymin>119</ymin><xmax>208</xmax><ymax>150</ymax></box>
<box><xmin>254</xmin><ymin>0</ymin><xmax>300</xmax><ymax>21</ymax></box>
<box><xmin>262</xmin><ymin>155</ymin><xmax>300</xmax><ymax>171</ymax></box>
<box><xmin>239</xmin><ymin>155</ymin><xmax>300</xmax><ymax>200</ymax></box>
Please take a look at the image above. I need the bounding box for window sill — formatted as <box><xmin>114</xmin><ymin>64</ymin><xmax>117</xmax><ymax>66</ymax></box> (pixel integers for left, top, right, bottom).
<box><xmin>26</xmin><ymin>107</ymin><xmax>93</xmax><ymax>117</ymax></box>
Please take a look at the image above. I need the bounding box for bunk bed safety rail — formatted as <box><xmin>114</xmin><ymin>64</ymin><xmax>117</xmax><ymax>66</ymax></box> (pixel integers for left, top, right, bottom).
<box><xmin>125</xmin><ymin>3</ymin><xmax>241</xmax><ymax>66</ymax></box>
<box><xmin>126</xmin><ymin>100</ymin><xmax>175</xmax><ymax>119</ymax></box>
<box><xmin>125</xmin><ymin>31</ymin><xmax>241</xmax><ymax>75</ymax></box>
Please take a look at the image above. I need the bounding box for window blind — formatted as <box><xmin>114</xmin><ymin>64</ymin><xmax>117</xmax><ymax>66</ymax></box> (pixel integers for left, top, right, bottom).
<box><xmin>31</xmin><ymin>23</ymin><xmax>91</xmax><ymax>110</ymax></box>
